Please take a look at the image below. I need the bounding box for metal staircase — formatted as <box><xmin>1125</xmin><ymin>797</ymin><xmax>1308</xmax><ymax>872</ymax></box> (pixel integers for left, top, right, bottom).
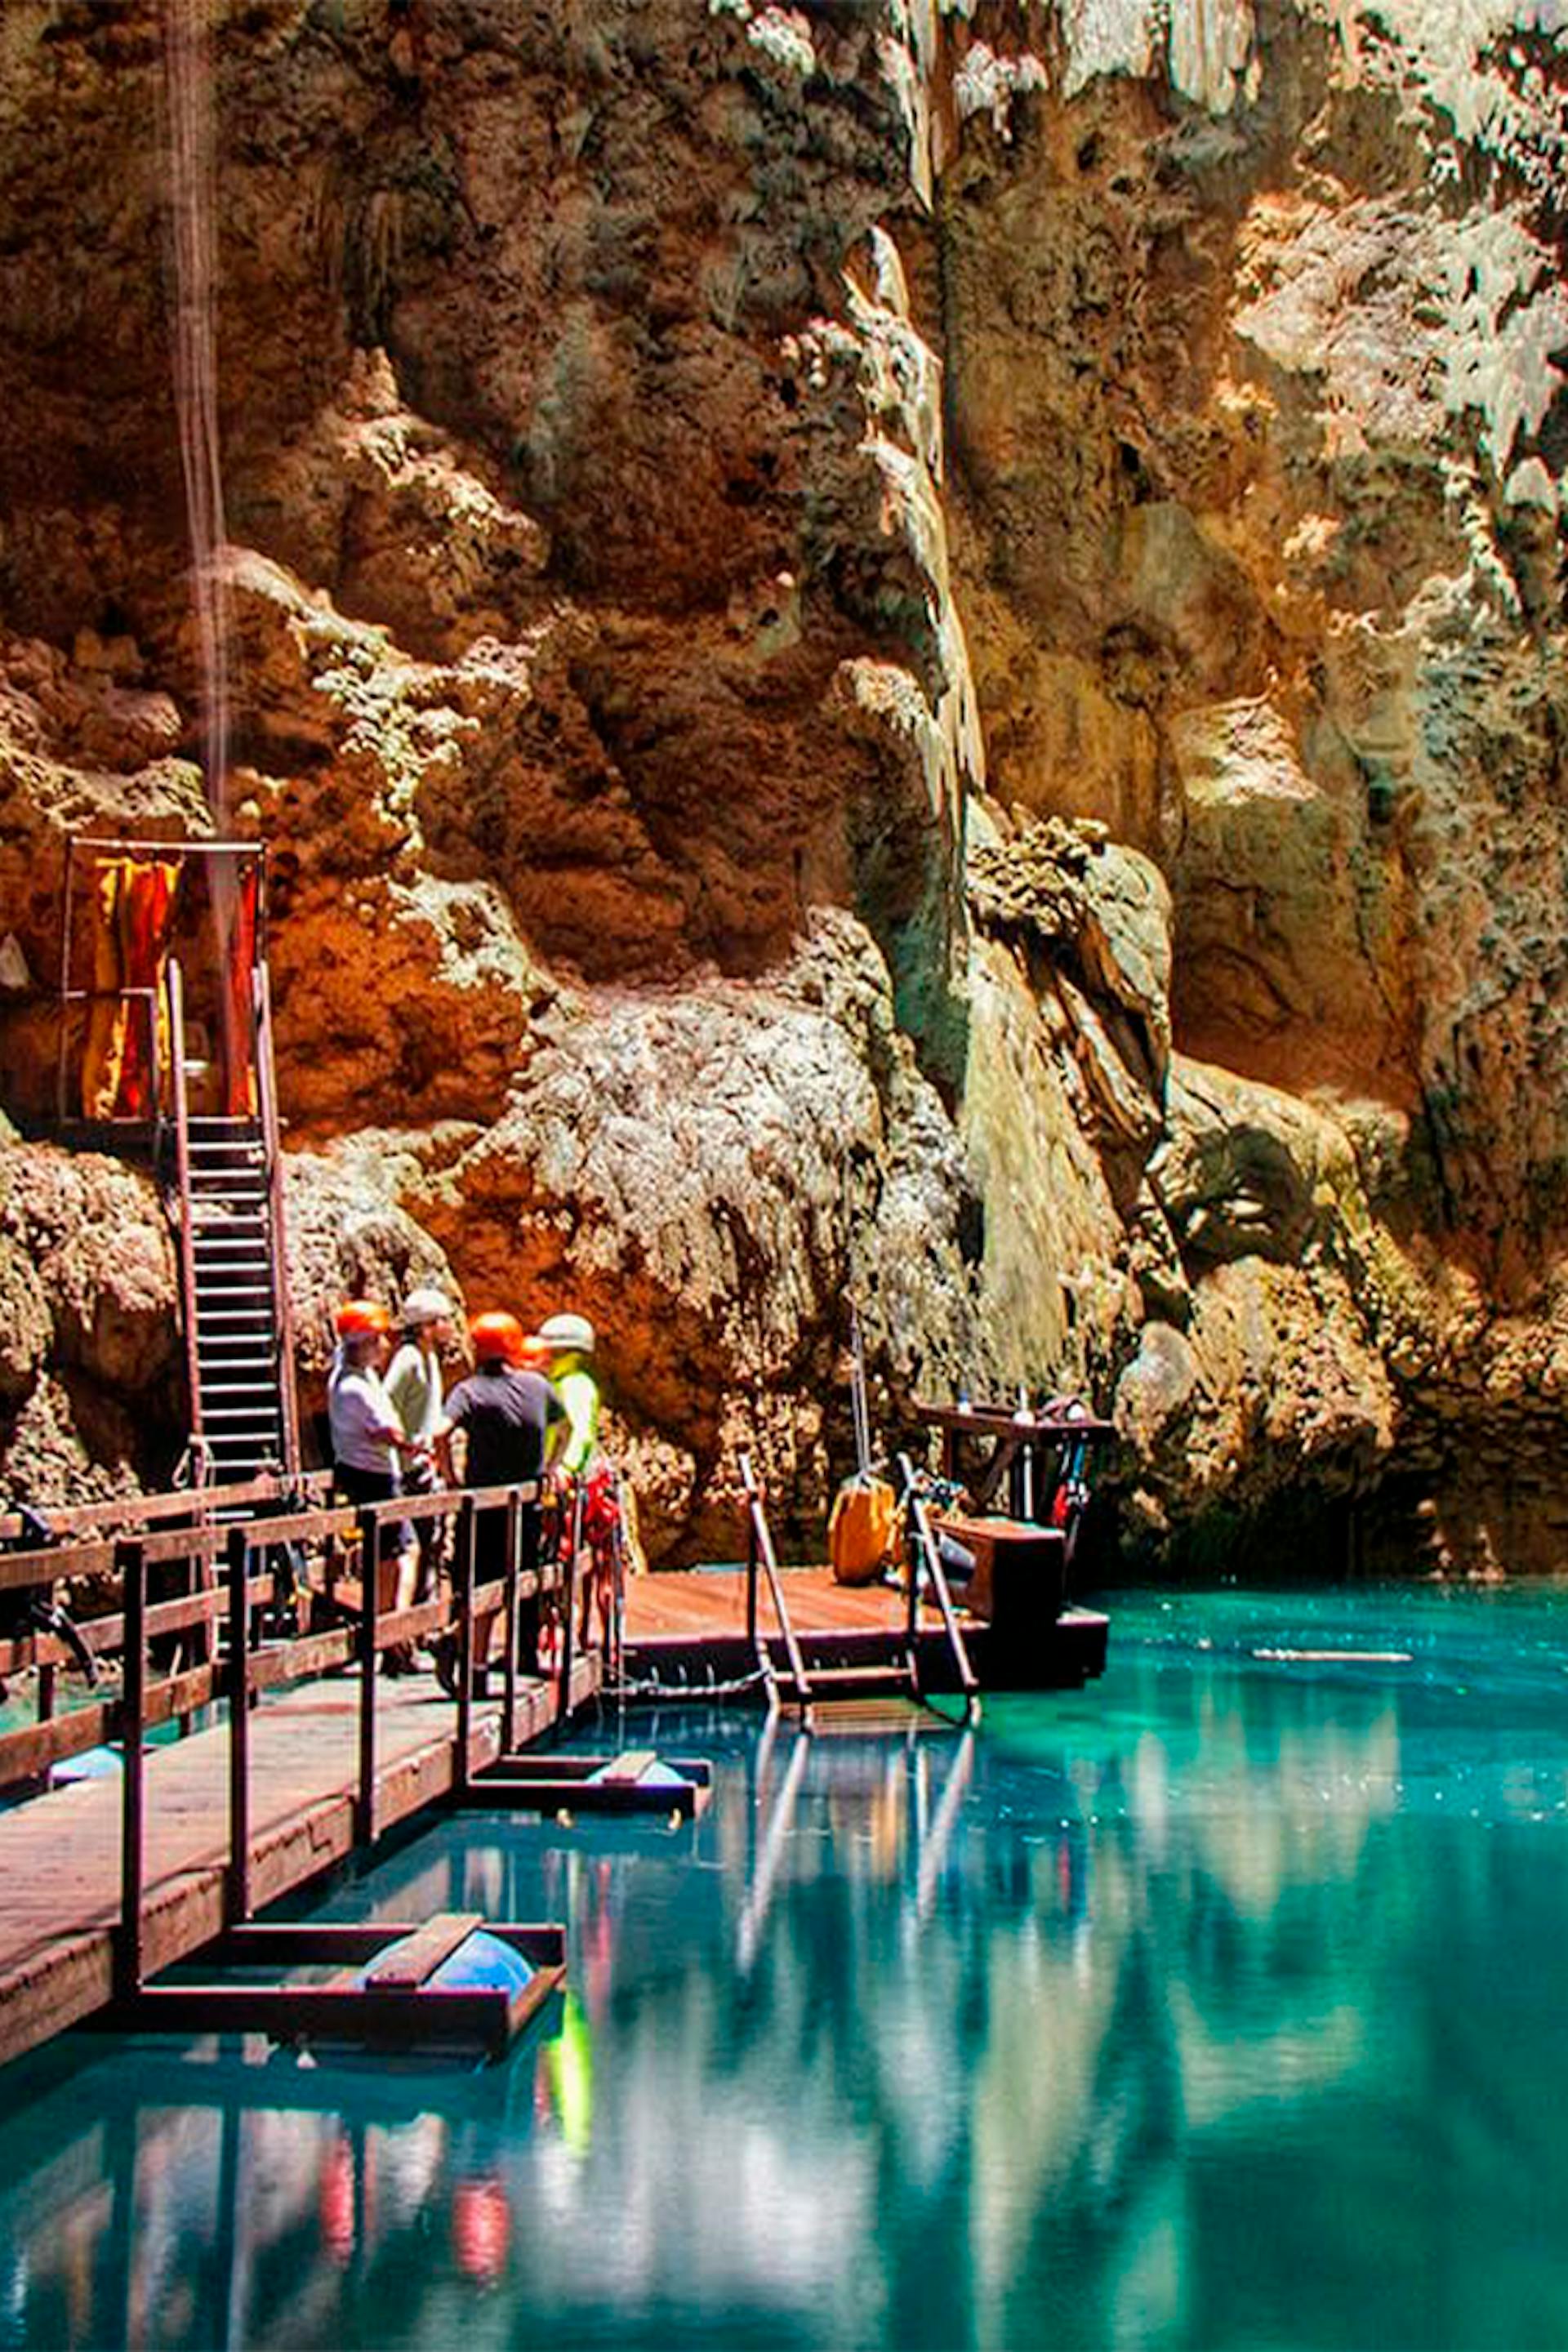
<box><xmin>169</xmin><ymin>958</ymin><xmax>300</xmax><ymax>1483</ymax></box>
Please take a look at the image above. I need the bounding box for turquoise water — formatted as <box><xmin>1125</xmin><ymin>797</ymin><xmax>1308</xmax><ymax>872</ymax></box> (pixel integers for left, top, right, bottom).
<box><xmin>5</xmin><ymin>1584</ymin><xmax>1568</xmax><ymax>2348</ymax></box>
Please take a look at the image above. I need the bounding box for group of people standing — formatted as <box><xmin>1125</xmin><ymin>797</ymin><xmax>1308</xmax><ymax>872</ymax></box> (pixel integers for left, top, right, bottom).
<box><xmin>326</xmin><ymin>1290</ymin><xmax>602</xmax><ymax>1681</ymax></box>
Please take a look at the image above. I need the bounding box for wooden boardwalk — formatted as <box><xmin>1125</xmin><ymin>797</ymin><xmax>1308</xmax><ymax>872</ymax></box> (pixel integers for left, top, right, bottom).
<box><xmin>623</xmin><ymin>1566</ymin><xmax>1108</xmax><ymax>1690</ymax></box>
<box><xmin>0</xmin><ymin>1660</ymin><xmax>594</xmax><ymax>2071</ymax></box>
<box><xmin>624</xmin><ymin>1564</ymin><xmax>945</xmax><ymax>1641</ymax></box>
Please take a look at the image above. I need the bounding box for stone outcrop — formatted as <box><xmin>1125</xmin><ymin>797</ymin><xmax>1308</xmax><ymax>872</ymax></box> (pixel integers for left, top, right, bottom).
<box><xmin>0</xmin><ymin>1129</ymin><xmax>181</xmax><ymax>1499</ymax></box>
<box><xmin>0</xmin><ymin>1</ymin><xmax>1564</xmax><ymax>1570</ymax></box>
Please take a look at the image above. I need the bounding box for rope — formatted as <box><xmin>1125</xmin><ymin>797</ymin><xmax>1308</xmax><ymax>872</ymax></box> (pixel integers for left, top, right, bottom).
<box><xmin>599</xmin><ymin>1664</ymin><xmax>772</xmax><ymax>1704</ymax></box>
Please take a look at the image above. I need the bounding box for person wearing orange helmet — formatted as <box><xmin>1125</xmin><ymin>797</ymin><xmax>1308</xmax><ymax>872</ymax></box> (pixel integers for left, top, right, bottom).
<box><xmin>327</xmin><ymin>1298</ymin><xmax>424</xmax><ymax>1672</ymax></box>
<box><xmin>432</xmin><ymin>1312</ymin><xmax>566</xmax><ymax>1685</ymax></box>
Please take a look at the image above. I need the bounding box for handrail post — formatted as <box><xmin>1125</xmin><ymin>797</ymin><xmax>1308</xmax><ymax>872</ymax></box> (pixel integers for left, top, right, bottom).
<box><xmin>502</xmin><ymin>1489</ymin><xmax>520</xmax><ymax>1754</ymax></box>
<box><xmin>37</xmin><ymin>1576</ymin><xmax>56</xmax><ymax>1788</ymax></box>
<box><xmin>558</xmin><ymin>1477</ymin><xmax>583</xmax><ymax>1725</ymax></box>
<box><xmin>455</xmin><ymin>1496</ymin><xmax>476</xmax><ymax>1796</ymax></box>
<box><xmin>167</xmin><ymin>960</ymin><xmax>204</xmax><ymax>1474</ymax></box>
<box><xmin>355</xmin><ymin>1506</ymin><xmax>379</xmax><ymax>1845</ymax></box>
<box><xmin>898</xmin><ymin>1454</ymin><xmax>980</xmax><ymax>1720</ymax></box>
<box><xmin>739</xmin><ymin>1451</ymin><xmax>810</xmax><ymax>1718</ymax></box>
<box><xmin>56</xmin><ymin>834</ymin><xmax>75</xmax><ymax>1128</ymax></box>
<box><xmin>226</xmin><ymin>1523</ymin><xmax>252</xmax><ymax>1922</ymax></box>
<box><xmin>746</xmin><ymin>1478</ymin><xmax>759</xmax><ymax>1654</ymax></box>
<box><xmin>906</xmin><ymin>1479</ymin><xmax>920</xmax><ymax>1650</ymax></box>
<box><xmin>116</xmin><ymin>1538</ymin><xmax>147</xmax><ymax>2003</ymax></box>
<box><xmin>253</xmin><ymin>961</ymin><xmax>302</xmax><ymax>1477</ymax></box>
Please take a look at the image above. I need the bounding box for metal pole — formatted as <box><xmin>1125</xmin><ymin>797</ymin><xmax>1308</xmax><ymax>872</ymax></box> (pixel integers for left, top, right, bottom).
<box><xmin>355</xmin><ymin>1507</ymin><xmax>378</xmax><ymax>1846</ymax></box>
<box><xmin>56</xmin><ymin>835</ymin><xmax>75</xmax><ymax>1128</ymax></box>
<box><xmin>167</xmin><ymin>960</ymin><xmax>204</xmax><ymax>1473</ymax></box>
<box><xmin>117</xmin><ymin>1538</ymin><xmax>147</xmax><ymax>2002</ymax></box>
<box><xmin>226</xmin><ymin>1523</ymin><xmax>251</xmax><ymax>1922</ymax></box>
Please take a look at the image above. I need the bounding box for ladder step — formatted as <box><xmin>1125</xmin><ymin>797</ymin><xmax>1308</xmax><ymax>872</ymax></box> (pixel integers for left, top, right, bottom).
<box><xmin>805</xmin><ymin>1666</ymin><xmax>913</xmax><ymax>1688</ymax></box>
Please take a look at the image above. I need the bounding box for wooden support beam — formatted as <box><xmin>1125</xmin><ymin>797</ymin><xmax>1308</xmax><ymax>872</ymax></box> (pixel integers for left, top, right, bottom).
<box><xmin>361</xmin><ymin>1912</ymin><xmax>483</xmax><ymax>1989</ymax></box>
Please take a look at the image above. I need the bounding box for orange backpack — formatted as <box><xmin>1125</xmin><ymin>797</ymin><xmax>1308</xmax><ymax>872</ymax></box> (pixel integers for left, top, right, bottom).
<box><xmin>828</xmin><ymin>1475</ymin><xmax>897</xmax><ymax>1586</ymax></box>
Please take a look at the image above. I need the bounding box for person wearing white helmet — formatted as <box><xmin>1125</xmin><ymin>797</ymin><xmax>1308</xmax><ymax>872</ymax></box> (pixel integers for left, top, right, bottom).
<box><xmin>537</xmin><ymin>1312</ymin><xmax>599</xmax><ymax>1475</ymax></box>
<box><xmin>539</xmin><ymin>1311</ymin><xmax>624</xmax><ymax>1659</ymax></box>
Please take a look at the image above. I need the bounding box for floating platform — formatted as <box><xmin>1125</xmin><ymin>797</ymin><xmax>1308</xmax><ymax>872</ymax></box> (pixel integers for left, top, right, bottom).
<box><xmin>622</xmin><ymin>1565</ymin><xmax>1107</xmax><ymax>1696</ymax></box>
<box><xmin>460</xmin><ymin>1748</ymin><xmax>712</xmax><ymax>1820</ymax></box>
<box><xmin>100</xmin><ymin>1913</ymin><xmax>567</xmax><ymax>2061</ymax></box>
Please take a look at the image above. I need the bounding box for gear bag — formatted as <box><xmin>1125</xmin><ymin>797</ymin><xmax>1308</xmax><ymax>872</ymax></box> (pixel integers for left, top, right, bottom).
<box><xmin>828</xmin><ymin>1472</ymin><xmax>897</xmax><ymax>1586</ymax></box>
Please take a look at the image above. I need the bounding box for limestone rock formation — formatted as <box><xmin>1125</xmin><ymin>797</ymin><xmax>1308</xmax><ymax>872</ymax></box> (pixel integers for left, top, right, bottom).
<box><xmin>0</xmin><ymin>1136</ymin><xmax>181</xmax><ymax>1499</ymax></box>
<box><xmin>0</xmin><ymin>0</ymin><xmax>1563</xmax><ymax>1570</ymax></box>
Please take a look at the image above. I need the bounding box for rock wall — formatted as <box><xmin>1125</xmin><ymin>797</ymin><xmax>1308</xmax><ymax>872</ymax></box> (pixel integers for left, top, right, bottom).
<box><xmin>0</xmin><ymin>0</ymin><xmax>1563</xmax><ymax>1571</ymax></box>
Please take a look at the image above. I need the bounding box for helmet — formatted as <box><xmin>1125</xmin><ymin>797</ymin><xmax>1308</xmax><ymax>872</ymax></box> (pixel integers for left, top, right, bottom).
<box><xmin>335</xmin><ymin>1298</ymin><xmax>391</xmax><ymax>1339</ymax></box>
<box><xmin>538</xmin><ymin>1312</ymin><xmax>595</xmax><ymax>1356</ymax></box>
<box><xmin>517</xmin><ymin>1334</ymin><xmax>553</xmax><ymax>1370</ymax></box>
<box><xmin>469</xmin><ymin>1310</ymin><xmax>525</xmax><ymax>1365</ymax></box>
<box><xmin>401</xmin><ymin>1286</ymin><xmax>454</xmax><ymax>1328</ymax></box>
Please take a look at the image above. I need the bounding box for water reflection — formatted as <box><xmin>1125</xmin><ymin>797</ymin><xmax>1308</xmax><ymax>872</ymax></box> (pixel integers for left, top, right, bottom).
<box><xmin>5</xmin><ymin>1588</ymin><xmax>1568</xmax><ymax>2347</ymax></box>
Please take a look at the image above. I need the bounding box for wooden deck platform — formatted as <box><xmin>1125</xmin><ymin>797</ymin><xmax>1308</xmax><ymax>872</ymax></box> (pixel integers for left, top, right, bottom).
<box><xmin>0</xmin><ymin>1659</ymin><xmax>595</xmax><ymax>2073</ymax></box>
<box><xmin>623</xmin><ymin>1566</ymin><xmax>1107</xmax><ymax>1693</ymax></box>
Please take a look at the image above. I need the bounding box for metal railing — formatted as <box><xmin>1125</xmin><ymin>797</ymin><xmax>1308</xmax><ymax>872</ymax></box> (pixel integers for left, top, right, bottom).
<box><xmin>738</xmin><ymin>1452</ymin><xmax>813</xmax><ymax>1721</ymax></box>
<box><xmin>897</xmin><ymin>1453</ymin><xmax>981</xmax><ymax>1720</ymax></box>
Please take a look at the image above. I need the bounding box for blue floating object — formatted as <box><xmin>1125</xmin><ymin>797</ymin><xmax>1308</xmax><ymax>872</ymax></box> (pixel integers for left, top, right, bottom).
<box><xmin>586</xmin><ymin>1759</ymin><xmax>689</xmax><ymax>1790</ymax></box>
<box><xmin>429</xmin><ymin>1931</ymin><xmax>535</xmax><ymax>1996</ymax></box>
<box><xmin>52</xmin><ymin>1746</ymin><xmax>122</xmax><ymax>1784</ymax></box>
<box><xmin>353</xmin><ymin>1929</ymin><xmax>535</xmax><ymax>1998</ymax></box>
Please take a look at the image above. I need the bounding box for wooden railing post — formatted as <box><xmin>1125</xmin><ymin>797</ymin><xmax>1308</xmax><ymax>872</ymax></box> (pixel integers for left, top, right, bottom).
<box><xmin>226</xmin><ymin>1523</ymin><xmax>252</xmax><ymax>1922</ymax></box>
<box><xmin>36</xmin><ymin>1574</ymin><xmax>56</xmax><ymax>1782</ymax></box>
<box><xmin>502</xmin><ymin>1489</ymin><xmax>520</xmax><ymax>1754</ymax></box>
<box><xmin>455</xmin><ymin>1496</ymin><xmax>476</xmax><ymax>1797</ymax></box>
<box><xmin>117</xmin><ymin>1538</ymin><xmax>147</xmax><ymax>2002</ymax></box>
<box><xmin>355</xmin><ymin>1507</ymin><xmax>379</xmax><ymax>1846</ymax></box>
<box><xmin>558</xmin><ymin>1477</ymin><xmax>584</xmax><ymax>1725</ymax></box>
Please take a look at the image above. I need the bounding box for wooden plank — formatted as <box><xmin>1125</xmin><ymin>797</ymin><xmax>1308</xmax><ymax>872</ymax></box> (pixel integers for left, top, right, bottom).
<box><xmin>0</xmin><ymin>1541</ymin><xmax>118</xmax><ymax>1594</ymax></box>
<box><xmin>600</xmin><ymin>1749</ymin><xmax>658</xmax><ymax>1785</ymax></box>
<box><xmin>457</xmin><ymin>1773</ymin><xmax>703</xmax><ymax>1820</ymax></box>
<box><xmin>0</xmin><ymin>1471</ymin><xmax>334</xmax><ymax>1544</ymax></box>
<box><xmin>361</xmin><ymin>1910</ymin><xmax>483</xmax><ymax>1989</ymax></box>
